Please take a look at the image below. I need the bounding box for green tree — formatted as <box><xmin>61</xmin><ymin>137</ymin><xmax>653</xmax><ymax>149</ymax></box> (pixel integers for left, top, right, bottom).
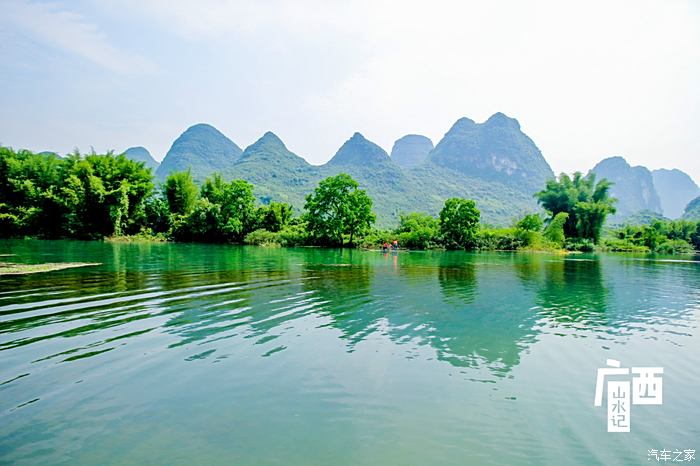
<box><xmin>200</xmin><ymin>174</ymin><xmax>257</xmax><ymax>242</ymax></box>
<box><xmin>690</xmin><ymin>223</ymin><xmax>700</xmax><ymax>251</ymax></box>
<box><xmin>164</xmin><ymin>170</ymin><xmax>198</xmax><ymax>216</ymax></box>
<box><xmin>536</xmin><ymin>172</ymin><xmax>616</xmax><ymax>243</ymax></box>
<box><xmin>144</xmin><ymin>195</ymin><xmax>171</xmax><ymax>234</ymax></box>
<box><xmin>438</xmin><ymin>198</ymin><xmax>480</xmax><ymax>249</ymax></box>
<box><xmin>396</xmin><ymin>212</ymin><xmax>439</xmax><ymax>249</ymax></box>
<box><xmin>543</xmin><ymin>212</ymin><xmax>569</xmax><ymax>245</ymax></box>
<box><xmin>345</xmin><ymin>189</ymin><xmax>374</xmax><ymax>246</ymax></box>
<box><xmin>303</xmin><ymin>173</ymin><xmax>375</xmax><ymax>246</ymax></box>
<box><xmin>57</xmin><ymin>152</ymin><xmax>153</xmax><ymax>238</ymax></box>
<box><xmin>640</xmin><ymin>223</ymin><xmax>665</xmax><ymax>251</ymax></box>
<box><xmin>0</xmin><ymin>148</ymin><xmax>67</xmax><ymax>237</ymax></box>
<box><xmin>516</xmin><ymin>213</ymin><xmax>543</xmax><ymax>232</ymax></box>
<box><xmin>172</xmin><ymin>198</ymin><xmax>221</xmax><ymax>242</ymax></box>
<box><xmin>256</xmin><ymin>202</ymin><xmax>293</xmax><ymax>232</ymax></box>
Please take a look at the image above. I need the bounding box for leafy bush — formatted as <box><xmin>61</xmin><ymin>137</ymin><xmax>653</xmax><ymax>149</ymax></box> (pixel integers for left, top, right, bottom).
<box><xmin>600</xmin><ymin>238</ymin><xmax>649</xmax><ymax>252</ymax></box>
<box><xmin>277</xmin><ymin>224</ymin><xmax>310</xmax><ymax>247</ymax></box>
<box><xmin>564</xmin><ymin>238</ymin><xmax>595</xmax><ymax>252</ymax></box>
<box><xmin>244</xmin><ymin>229</ymin><xmax>281</xmax><ymax>247</ymax></box>
<box><xmin>396</xmin><ymin>212</ymin><xmax>440</xmax><ymax>249</ymax></box>
<box><xmin>475</xmin><ymin>228</ymin><xmax>524</xmax><ymax>250</ymax></box>
<box><xmin>439</xmin><ymin>198</ymin><xmax>480</xmax><ymax>249</ymax></box>
<box><xmin>606</xmin><ymin>219</ymin><xmax>700</xmax><ymax>254</ymax></box>
<box><xmin>255</xmin><ymin>202</ymin><xmax>293</xmax><ymax>232</ymax></box>
<box><xmin>691</xmin><ymin>224</ymin><xmax>700</xmax><ymax>251</ymax></box>
<box><xmin>171</xmin><ymin>199</ymin><xmax>221</xmax><ymax>242</ymax></box>
<box><xmin>654</xmin><ymin>239</ymin><xmax>694</xmax><ymax>255</ymax></box>
<box><xmin>544</xmin><ymin>212</ymin><xmax>569</xmax><ymax>245</ymax></box>
<box><xmin>358</xmin><ymin>229</ymin><xmax>394</xmax><ymax>249</ymax></box>
<box><xmin>515</xmin><ymin>213</ymin><xmax>543</xmax><ymax>232</ymax></box>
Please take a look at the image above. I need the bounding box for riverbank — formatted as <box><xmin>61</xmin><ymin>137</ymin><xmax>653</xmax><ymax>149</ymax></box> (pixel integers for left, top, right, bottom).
<box><xmin>107</xmin><ymin>233</ymin><xmax>571</xmax><ymax>253</ymax></box>
<box><xmin>7</xmin><ymin>234</ymin><xmax>697</xmax><ymax>256</ymax></box>
<box><xmin>7</xmin><ymin>223</ymin><xmax>700</xmax><ymax>258</ymax></box>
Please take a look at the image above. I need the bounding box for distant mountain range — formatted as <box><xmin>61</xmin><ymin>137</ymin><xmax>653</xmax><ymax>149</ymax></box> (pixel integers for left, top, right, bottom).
<box><xmin>590</xmin><ymin>156</ymin><xmax>700</xmax><ymax>223</ymax></box>
<box><xmin>590</xmin><ymin>157</ymin><xmax>662</xmax><ymax>218</ymax></box>
<box><xmin>683</xmin><ymin>196</ymin><xmax>700</xmax><ymax>221</ymax></box>
<box><xmin>123</xmin><ymin>147</ymin><xmax>159</xmax><ymax>171</ymax></box>
<box><xmin>118</xmin><ymin>114</ymin><xmax>698</xmax><ymax>226</ymax></box>
<box><xmin>652</xmin><ymin>169</ymin><xmax>700</xmax><ymax>219</ymax></box>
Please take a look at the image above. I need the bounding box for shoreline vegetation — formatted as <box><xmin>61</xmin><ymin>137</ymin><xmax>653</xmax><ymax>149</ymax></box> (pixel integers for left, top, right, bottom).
<box><xmin>1</xmin><ymin>147</ymin><xmax>699</xmax><ymax>255</ymax></box>
<box><xmin>0</xmin><ymin>262</ymin><xmax>101</xmax><ymax>276</ymax></box>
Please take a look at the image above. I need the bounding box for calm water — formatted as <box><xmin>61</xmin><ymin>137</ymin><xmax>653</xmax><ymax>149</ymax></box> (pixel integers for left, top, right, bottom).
<box><xmin>1</xmin><ymin>240</ymin><xmax>699</xmax><ymax>465</ymax></box>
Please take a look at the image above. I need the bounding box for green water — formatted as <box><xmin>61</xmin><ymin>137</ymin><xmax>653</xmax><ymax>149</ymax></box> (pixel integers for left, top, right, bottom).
<box><xmin>0</xmin><ymin>240</ymin><xmax>698</xmax><ymax>465</ymax></box>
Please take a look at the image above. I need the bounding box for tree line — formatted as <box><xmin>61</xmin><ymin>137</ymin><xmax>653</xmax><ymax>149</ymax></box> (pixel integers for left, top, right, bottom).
<box><xmin>1</xmin><ymin>147</ymin><xmax>699</xmax><ymax>253</ymax></box>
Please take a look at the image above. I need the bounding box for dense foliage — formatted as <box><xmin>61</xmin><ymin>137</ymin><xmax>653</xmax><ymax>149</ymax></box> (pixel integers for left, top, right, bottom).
<box><xmin>439</xmin><ymin>198</ymin><xmax>480</xmax><ymax>249</ymax></box>
<box><xmin>164</xmin><ymin>170</ymin><xmax>198</xmax><ymax>216</ymax></box>
<box><xmin>2</xmin><ymin>148</ymin><xmax>698</xmax><ymax>255</ymax></box>
<box><xmin>0</xmin><ymin>147</ymin><xmax>152</xmax><ymax>239</ymax></box>
<box><xmin>536</xmin><ymin>172</ymin><xmax>616</xmax><ymax>244</ymax></box>
<box><xmin>303</xmin><ymin>173</ymin><xmax>375</xmax><ymax>246</ymax></box>
<box><xmin>396</xmin><ymin>212</ymin><xmax>440</xmax><ymax>249</ymax></box>
<box><xmin>603</xmin><ymin>220</ymin><xmax>700</xmax><ymax>254</ymax></box>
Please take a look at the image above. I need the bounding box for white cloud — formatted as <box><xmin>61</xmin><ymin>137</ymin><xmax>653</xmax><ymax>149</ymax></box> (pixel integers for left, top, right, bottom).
<box><xmin>1</xmin><ymin>0</ymin><xmax>699</xmax><ymax>181</ymax></box>
<box><xmin>117</xmin><ymin>0</ymin><xmax>358</xmax><ymax>40</ymax></box>
<box><xmin>1</xmin><ymin>0</ymin><xmax>157</xmax><ymax>74</ymax></box>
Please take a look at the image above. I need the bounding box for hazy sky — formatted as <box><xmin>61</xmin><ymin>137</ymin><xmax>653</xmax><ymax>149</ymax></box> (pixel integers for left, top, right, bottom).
<box><xmin>1</xmin><ymin>0</ymin><xmax>699</xmax><ymax>181</ymax></box>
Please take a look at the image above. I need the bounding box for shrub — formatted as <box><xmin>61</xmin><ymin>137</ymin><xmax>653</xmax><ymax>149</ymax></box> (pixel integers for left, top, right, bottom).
<box><xmin>516</xmin><ymin>213</ymin><xmax>543</xmax><ymax>232</ymax></box>
<box><xmin>564</xmin><ymin>238</ymin><xmax>595</xmax><ymax>252</ymax></box>
<box><xmin>475</xmin><ymin>228</ymin><xmax>524</xmax><ymax>250</ymax></box>
<box><xmin>396</xmin><ymin>212</ymin><xmax>439</xmax><ymax>249</ymax></box>
<box><xmin>691</xmin><ymin>223</ymin><xmax>700</xmax><ymax>251</ymax></box>
<box><xmin>244</xmin><ymin>229</ymin><xmax>281</xmax><ymax>247</ymax></box>
<box><xmin>170</xmin><ymin>199</ymin><xmax>222</xmax><ymax>242</ymax></box>
<box><xmin>358</xmin><ymin>229</ymin><xmax>394</xmax><ymax>249</ymax></box>
<box><xmin>544</xmin><ymin>212</ymin><xmax>569</xmax><ymax>245</ymax></box>
<box><xmin>277</xmin><ymin>224</ymin><xmax>310</xmax><ymax>247</ymax></box>
<box><xmin>655</xmin><ymin>239</ymin><xmax>694</xmax><ymax>255</ymax></box>
<box><xmin>601</xmin><ymin>238</ymin><xmax>649</xmax><ymax>252</ymax></box>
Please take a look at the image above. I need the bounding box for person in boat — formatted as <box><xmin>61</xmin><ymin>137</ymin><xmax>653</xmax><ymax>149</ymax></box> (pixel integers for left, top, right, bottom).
<box><xmin>382</xmin><ymin>242</ymin><xmax>389</xmax><ymax>253</ymax></box>
<box><xmin>391</xmin><ymin>240</ymin><xmax>398</xmax><ymax>251</ymax></box>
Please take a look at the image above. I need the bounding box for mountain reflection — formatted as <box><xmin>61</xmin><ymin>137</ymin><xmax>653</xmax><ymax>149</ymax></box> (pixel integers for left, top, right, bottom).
<box><xmin>2</xmin><ymin>241</ymin><xmax>699</xmax><ymax>387</ymax></box>
<box><xmin>301</xmin><ymin>251</ymin><xmax>539</xmax><ymax>376</ymax></box>
<box><xmin>514</xmin><ymin>256</ymin><xmax>609</xmax><ymax>327</ymax></box>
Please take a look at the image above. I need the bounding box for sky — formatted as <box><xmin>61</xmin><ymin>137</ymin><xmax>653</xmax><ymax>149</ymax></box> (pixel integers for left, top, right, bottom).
<box><xmin>1</xmin><ymin>0</ymin><xmax>699</xmax><ymax>181</ymax></box>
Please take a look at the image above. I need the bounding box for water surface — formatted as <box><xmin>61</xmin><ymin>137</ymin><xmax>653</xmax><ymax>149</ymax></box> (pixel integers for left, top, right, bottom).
<box><xmin>1</xmin><ymin>240</ymin><xmax>699</xmax><ymax>465</ymax></box>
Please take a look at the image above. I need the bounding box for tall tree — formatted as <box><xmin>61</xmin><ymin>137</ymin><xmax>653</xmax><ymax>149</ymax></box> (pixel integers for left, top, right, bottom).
<box><xmin>439</xmin><ymin>198</ymin><xmax>480</xmax><ymax>249</ymax></box>
<box><xmin>200</xmin><ymin>173</ymin><xmax>257</xmax><ymax>242</ymax></box>
<box><xmin>535</xmin><ymin>172</ymin><xmax>616</xmax><ymax>243</ymax></box>
<box><xmin>256</xmin><ymin>202</ymin><xmax>293</xmax><ymax>232</ymax></box>
<box><xmin>396</xmin><ymin>212</ymin><xmax>439</xmax><ymax>249</ymax></box>
<box><xmin>303</xmin><ymin>173</ymin><xmax>375</xmax><ymax>246</ymax></box>
<box><xmin>164</xmin><ymin>170</ymin><xmax>198</xmax><ymax>216</ymax></box>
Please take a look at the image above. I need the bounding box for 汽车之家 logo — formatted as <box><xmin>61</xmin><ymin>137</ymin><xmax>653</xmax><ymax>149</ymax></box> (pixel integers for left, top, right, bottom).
<box><xmin>594</xmin><ymin>359</ymin><xmax>663</xmax><ymax>432</ymax></box>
